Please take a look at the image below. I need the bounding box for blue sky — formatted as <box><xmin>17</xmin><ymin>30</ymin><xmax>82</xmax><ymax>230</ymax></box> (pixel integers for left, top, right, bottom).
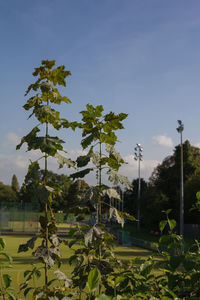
<box><xmin>1</xmin><ymin>0</ymin><xmax>200</xmax><ymax>186</ymax></box>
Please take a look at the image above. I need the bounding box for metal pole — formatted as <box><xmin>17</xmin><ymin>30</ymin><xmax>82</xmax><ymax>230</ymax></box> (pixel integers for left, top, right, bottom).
<box><xmin>180</xmin><ymin>130</ymin><xmax>184</xmax><ymax>236</ymax></box>
<box><xmin>137</xmin><ymin>157</ymin><xmax>141</xmax><ymax>229</ymax></box>
<box><xmin>176</xmin><ymin>120</ymin><xmax>184</xmax><ymax>236</ymax></box>
<box><xmin>134</xmin><ymin>143</ymin><xmax>143</xmax><ymax>230</ymax></box>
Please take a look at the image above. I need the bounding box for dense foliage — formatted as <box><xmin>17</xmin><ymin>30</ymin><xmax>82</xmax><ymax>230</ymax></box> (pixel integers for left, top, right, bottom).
<box><xmin>138</xmin><ymin>140</ymin><xmax>200</xmax><ymax>230</ymax></box>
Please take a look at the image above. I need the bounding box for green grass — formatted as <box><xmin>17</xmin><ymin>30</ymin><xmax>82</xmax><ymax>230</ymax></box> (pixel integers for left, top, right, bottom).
<box><xmin>1</xmin><ymin>235</ymin><xmax>158</xmax><ymax>297</ymax></box>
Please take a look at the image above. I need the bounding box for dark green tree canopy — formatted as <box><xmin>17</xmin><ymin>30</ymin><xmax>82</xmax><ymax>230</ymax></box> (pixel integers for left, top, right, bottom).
<box><xmin>20</xmin><ymin>162</ymin><xmax>72</xmax><ymax>211</ymax></box>
<box><xmin>11</xmin><ymin>174</ymin><xmax>20</xmax><ymax>193</ymax></box>
<box><xmin>0</xmin><ymin>181</ymin><xmax>18</xmax><ymax>202</ymax></box>
<box><xmin>141</xmin><ymin>140</ymin><xmax>200</xmax><ymax>229</ymax></box>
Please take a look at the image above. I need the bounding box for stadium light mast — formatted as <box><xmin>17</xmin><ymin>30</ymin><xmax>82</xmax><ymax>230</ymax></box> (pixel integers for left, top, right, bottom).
<box><xmin>134</xmin><ymin>143</ymin><xmax>143</xmax><ymax>230</ymax></box>
<box><xmin>176</xmin><ymin>120</ymin><xmax>184</xmax><ymax>236</ymax></box>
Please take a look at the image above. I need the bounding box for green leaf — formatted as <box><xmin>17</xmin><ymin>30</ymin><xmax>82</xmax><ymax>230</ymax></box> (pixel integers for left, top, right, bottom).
<box><xmin>110</xmin><ymin>207</ymin><xmax>124</xmax><ymax>227</ymax></box>
<box><xmin>88</xmin><ymin>267</ymin><xmax>101</xmax><ymax>292</ymax></box>
<box><xmin>159</xmin><ymin>220</ymin><xmax>167</xmax><ymax>233</ymax></box>
<box><xmin>140</xmin><ymin>260</ymin><xmax>153</xmax><ymax>277</ymax></box>
<box><xmin>24</xmin><ymin>287</ymin><xmax>33</xmax><ymax>297</ymax></box>
<box><xmin>0</xmin><ymin>237</ymin><xmax>5</xmax><ymax>250</ymax></box>
<box><xmin>3</xmin><ymin>274</ymin><xmax>11</xmax><ymax>288</ymax></box>
<box><xmin>106</xmin><ymin>188</ymin><xmax>121</xmax><ymax>200</ymax></box>
<box><xmin>55</xmin><ymin>152</ymin><xmax>75</xmax><ymax>168</ymax></box>
<box><xmin>81</xmin><ymin>133</ymin><xmax>96</xmax><ymax>149</ymax></box>
<box><xmin>196</xmin><ymin>191</ymin><xmax>200</xmax><ymax>201</ymax></box>
<box><xmin>35</xmin><ymin>246</ymin><xmax>56</xmax><ymax>267</ymax></box>
<box><xmin>7</xmin><ymin>292</ymin><xmax>17</xmax><ymax>300</ymax></box>
<box><xmin>24</xmin><ymin>270</ymin><xmax>31</xmax><ymax>278</ymax></box>
<box><xmin>168</xmin><ymin>219</ymin><xmax>176</xmax><ymax>231</ymax></box>
<box><xmin>18</xmin><ymin>236</ymin><xmax>37</xmax><ymax>253</ymax></box>
<box><xmin>0</xmin><ymin>252</ymin><xmax>13</xmax><ymax>263</ymax></box>
<box><xmin>68</xmin><ymin>239</ymin><xmax>77</xmax><ymax>248</ymax></box>
<box><xmin>70</xmin><ymin>168</ymin><xmax>93</xmax><ymax>179</ymax></box>
<box><xmin>91</xmin><ymin>152</ymin><xmax>101</xmax><ymax>167</ymax></box>
<box><xmin>169</xmin><ymin>255</ymin><xmax>182</xmax><ymax>270</ymax></box>
<box><xmin>76</xmin><ymin>154</ymin><xmax>91</xmax><ymax>167</ymax></box>
<box><xmin>95</xmin><ymin>295</ymin><xmax>111</xmax><ymax>300</ymax></box>
<box><xmin>107</xmin><ymin>170</ymin><xmax>132</xmax><ymax>190</ymax></box>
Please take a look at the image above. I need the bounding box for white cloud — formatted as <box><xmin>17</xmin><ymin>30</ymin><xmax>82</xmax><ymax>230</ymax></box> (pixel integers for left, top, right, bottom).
<box><xmin>119</xmin><ymin>155</ymin><xmax>160</xmax><ymax>182</ymax></box>
<box><xmin>2</xmin><ymin>132</ymin><xmax>20</xmax><ymax>149</ymax></box>
<box><xmin>194</xmin><ymin>143</ymin><xmax>200</xmax><ymax>148</ymax></box>
<box><xmin>153</xmin><ymin>135</ymin><xmax>173</xmax><ymax>147</ymax></box>
<box><xmin>0</xmin><ymin>147</ymin><xmax>160</xmax><ymax>188</ymax></box>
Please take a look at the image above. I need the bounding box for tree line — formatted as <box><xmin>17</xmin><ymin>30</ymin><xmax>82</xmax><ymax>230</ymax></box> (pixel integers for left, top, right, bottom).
<box><xmin>1</xmin><ymin>139</ymin><xmax>200</xmax><ymax>231</ymax></box>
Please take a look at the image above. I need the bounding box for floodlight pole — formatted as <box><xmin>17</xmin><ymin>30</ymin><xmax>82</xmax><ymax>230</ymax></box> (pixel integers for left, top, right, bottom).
<box><xmin>134</xmin><ymin>144</ymin><xmax>143</xmax><ymax>230</ymax></box>
<box><xmin>176</xmin><ymin>120</ymin><xmax>184</xmax><ymax>237</ymax></box>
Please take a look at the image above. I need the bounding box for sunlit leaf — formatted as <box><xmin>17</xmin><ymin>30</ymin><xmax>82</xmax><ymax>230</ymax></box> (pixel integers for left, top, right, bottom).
<box><xmin>88</xmin><ymin>267</ymin><xmax>101</xmax><ymax>292</ymax></box>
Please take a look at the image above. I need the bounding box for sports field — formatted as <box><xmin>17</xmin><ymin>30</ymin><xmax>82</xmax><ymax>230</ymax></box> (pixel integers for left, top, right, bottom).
<box><xmin>1</xmin><ymin>235</ymin><xmax>156</xmax><ymax>297</ymax></box>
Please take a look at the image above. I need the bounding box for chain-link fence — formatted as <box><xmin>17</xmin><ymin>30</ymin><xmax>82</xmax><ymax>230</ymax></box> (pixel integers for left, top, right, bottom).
<box><xmin>0</xmin><ymin>202</ymin><xmax>75</xmax><ymax>234</ymax></box>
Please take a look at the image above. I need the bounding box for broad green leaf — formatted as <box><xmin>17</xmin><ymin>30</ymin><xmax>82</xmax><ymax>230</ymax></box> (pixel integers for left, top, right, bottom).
<box><xmin>116</xmin><ymin>296</ymin><xmax>129</xmax><ymax>300</ymax></box>
<box><xmin>106</xmin><ymin>144</ymin><xmax>124</xmax><ymax>164</ymax></box>
<box><xmin>91</xmin><ymin>152</ymin><xmax>101</xmax><ymax>167</ymax></box>
<box><xmin>118</xmin><ymin>211</ymin><xmax>136</xmax><ymax>221</ymax></box>
<box><xmin>196</xmin><ymin>191</ymin><xmax>200</xmax><ymax>201</ymax></box>
<box><xmin>84</xmin><ymin>227</ymin><xmax>94</xmax><ymax>247</ymax></box>
<box><xmin>88</xmin><ymin>267</ymin><xmax>101</xmax><ymax>292</ymax></box>
<box><xmin>84</xmin><ymin>186</ymin><xmax>100</xmax><ymax>206</ymax></box>
<box><xmin>55</xmin><ymin>152</ymin><xmax>75</xmax><ymax>168</ymax></box>
<box><xmin>18</xmin><ymin>236</ymin><xmax>38</xmax><ymax>253</ymax></box>
<box><xmin>106</xmin><ymin>188</ymin><xmax>121</xmax><ymax>200</ymax></box>
<box><xmin>81</xmin><ymin>133</ymin><xmax>96</xmax><ymax>149</ymax></box>
<box><xmin>107</xmin><ymin>170</ymin><xmax>132</xmax><ymax>190</ymax></box>
<box><xmin>95</xmin><ymin>295</ymin><xmax>111</xmax><ymax>300</ymax></box>
<box><xmin>23</xmin><ymin>94</ymin><xmax>43</xmax><ymax>110</ymax></box>
<box><xmin>35</xmin><ymin>246</ymin><xmax>55</xmax><ymax>267</ymax></box>
<box><xmin>140</xmin><ymin>260</ymin><xmax>153</xmax><ymax>277</ymax></box>
<box><xmin>3</xmin><ymin>274</ymin><xmax>11</xmax><ymax>288</ymax></box>
<box><xmin>33</xmin><ymin>105</ymin><xmax>61</xmax><ymax>129</ymax></box>
<box><xmin>76</xmin><ymin>154</ymin><xmax>91</xmax><ymax>167</ymax></box>
<box><xmin>110</xmin><ymin>207</ymin><xmax>124</xmax><ymax>227</ymax></box>
<box><xmin>70</xmin><ymin>168</ymin><xmax>93</xmax><ymax>179</ymax></box>
<box><xmin>159</xmin><ymin>220</ymin><xmax>167</xmax><ymax>233</ymax></box>
<box><xmin>168</xmin><ymin>219</ymin><xmax>176</xmax><ymax>231</ymax></box>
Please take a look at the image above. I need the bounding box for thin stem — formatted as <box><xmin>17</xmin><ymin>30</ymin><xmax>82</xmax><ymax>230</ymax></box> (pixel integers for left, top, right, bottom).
<box><xmin>99</xmin><ymin>140</ymin><xmax>102</xmax><ymax>223</ymax></box>
<box><xmin>44</xmin><ymin>99</ymin><xmax>49</xmax><ymax>287</ymax></box>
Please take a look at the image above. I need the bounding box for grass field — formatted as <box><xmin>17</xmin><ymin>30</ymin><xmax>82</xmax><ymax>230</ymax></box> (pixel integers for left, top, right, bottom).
<box><xmin>1</xmin><ymin>235</ymin><xmax>158</xmax><ymax>298</ymax></box>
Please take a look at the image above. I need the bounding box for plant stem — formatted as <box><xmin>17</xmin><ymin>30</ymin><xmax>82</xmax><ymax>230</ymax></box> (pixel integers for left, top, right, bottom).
<box><xmin>44</xmin><ymin>100</ymin><xmax>49</xmax><ymax>287</ymax></box>
<box><xmin>99</xmin><ymin>140</ymin><xmax>102</xmax><ymax>224</ymax></box>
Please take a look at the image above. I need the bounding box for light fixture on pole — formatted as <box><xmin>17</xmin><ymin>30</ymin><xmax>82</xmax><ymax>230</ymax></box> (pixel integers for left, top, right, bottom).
<box><xmin>176</xmin><ymin>120</ymin><xmax>184</xmax><ymax>236</ymax></box>
<box><xmin>134</xmin><ymin>143</ymin><xmax>143</xmax><ymax>230</ymax></box>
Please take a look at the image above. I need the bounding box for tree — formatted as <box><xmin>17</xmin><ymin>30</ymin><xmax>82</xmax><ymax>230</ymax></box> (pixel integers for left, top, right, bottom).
<box><xmin>11</xmin><ymin>174</ymin><xmax>20</xmax><ymax>193</ymax></box>
<box><xmin>143</xmin><ymin>140</ymin><xmax>200</xmax><ymax>229</ymax></box>
<box><xmin>16</xmin><ymin>59</ymin><xmax>76</xmax><ymax>296</ymax></box>
<box><xmin>67</xmin><ymin>104</ymin><xmax>134</xmax><ymax>295</ymax></box>
<box><xmin>0</xmin><ymin>181</ymin><xmax>18</xmax><ymax>202</ymax></box>
<box><xmin>123</xmin><ymin>178</ymin><xmax>148</xmax><ymax>217</ymax></box>
<box><xmin>20</xmin><ymin>162</ymin><xmax>72</xmax><ymax>211</ymax></box>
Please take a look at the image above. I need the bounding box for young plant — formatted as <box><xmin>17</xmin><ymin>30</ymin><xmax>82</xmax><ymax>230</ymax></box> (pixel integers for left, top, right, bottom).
<box><xmin>16</xmin><ymin>60</ymin><xmax>76</xmax><ymax>298</ymax></box>
<box><xmin>0</xmin><ymin>237</ymin><xmax>16</xmax><ymax>300</ymax></box>
<box><xmin>67</xmin><ymin>104</ymin><xmax>134</xmax><ymax>298</ymax></box>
